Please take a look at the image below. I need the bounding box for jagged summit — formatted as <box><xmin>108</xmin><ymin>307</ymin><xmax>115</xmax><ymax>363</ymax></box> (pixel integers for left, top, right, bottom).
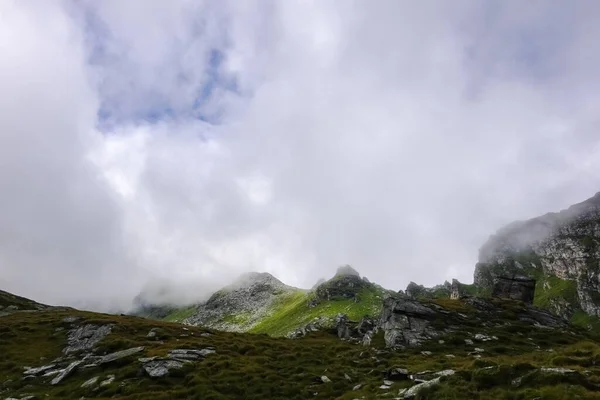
<box><xmin>315</xmin><ymin>265</ymin><xmax>371</xmax><ymax>301</ymax></box>
<box><xmin>228</xmin><ymin>271</ymin><xmax>288</xmax><ymax>291</ymax></box>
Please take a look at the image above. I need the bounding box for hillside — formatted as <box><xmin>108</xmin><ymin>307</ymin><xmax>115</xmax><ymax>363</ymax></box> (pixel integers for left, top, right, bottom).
<box><xmin>473</xmin><ymin>191</ymin><xmax>600</xmax><ymax>329</ymax></box>
<box><xmin>3</xmin><ymin>289</ymin><xmax>600</xmax><ymax>399</ymax></box>
<box><xmin>133</xmin><ymin>266</ymin><xmax>394</xmax><ymax>338</ymax></box>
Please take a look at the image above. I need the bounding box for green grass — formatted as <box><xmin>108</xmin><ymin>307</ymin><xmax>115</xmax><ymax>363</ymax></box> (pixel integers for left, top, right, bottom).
<box><xmin>249</xmin><ymin>287</ymin><xmax>384</xmax><ymax>337</ymax></box>
<box><xmin>0</xmin><ymin>289</ymin><xmax>48</xmax><ymax>309</ymax></box>
<box><xmin>533</xmin><ymin>275</ymin><xmax>578</xmax><ymax>309</ymax></box>
<box><xmin>163</xmin><ymin>305</ymin><xmax>198</xmax><ymax>322</ymax></box>
<box><xmin>2</xmin><ymin>296</ymin><xmax>600</xmax><ymax>400</ymax></box>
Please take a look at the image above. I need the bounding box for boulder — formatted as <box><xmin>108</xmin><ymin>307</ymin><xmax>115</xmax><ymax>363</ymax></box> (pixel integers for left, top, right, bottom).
<box><xmin>335</xmin><ymin>314</ymin><xmax>351</xmax><ymax>339</ymax></box>
<box><xmin>80</xmin><ymin>376</ymin><xmax>99</xmax><ymax>388</ymax></box>
<box><xmin>63</xmin><ymin>324</ymin><xmax>113</xmax><ymax>355</ymax></box>
<box><xmin>142</xmin><ymin>360</ymin><xmax>184</xmax><ymax>378</ymax></box>
<box><xmin>379</xmin><ymin>297</ymin><xmax>438</xmax><ymax>347</ymax></box>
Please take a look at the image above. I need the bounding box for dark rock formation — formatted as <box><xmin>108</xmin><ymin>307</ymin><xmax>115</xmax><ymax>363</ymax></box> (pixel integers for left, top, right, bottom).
<box><xmin>379</xmin><ymin>294</ymin><xmax>569</xmax><ymax>348</ymax></box>
<box><xmin>491</xmin><ymin>275</ymin><xmax>536</xmax><ymax>304</ymax></box>
<box><xmin>405</xmin><ymin>281</ymin><xmax>451</xmax><ymax>300</ymax></box>
<box><xmin>315</xmin><ymin>266</ymin><xmax>369</xmax><ymax>301</ymax></box>
<box><xmin>474</xmin><ymin>191</ymin><xmax>600</xmax><ymax>319</ymax></box>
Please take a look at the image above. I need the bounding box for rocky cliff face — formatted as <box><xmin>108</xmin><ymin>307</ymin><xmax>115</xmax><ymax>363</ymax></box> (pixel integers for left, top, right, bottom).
<box><xmin>474</xmin><ymin>192</ymin><xmax>600</xmax><ymax>323</ymax></box>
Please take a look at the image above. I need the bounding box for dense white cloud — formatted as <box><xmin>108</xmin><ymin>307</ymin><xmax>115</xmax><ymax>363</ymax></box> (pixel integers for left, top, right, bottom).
<box><xmin>1</xmin><ymin>1</ymin><xmax>600</xmax><ymax>310</ymax></box>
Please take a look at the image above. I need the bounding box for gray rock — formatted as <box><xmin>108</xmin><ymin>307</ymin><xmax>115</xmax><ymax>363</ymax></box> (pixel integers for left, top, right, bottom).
<box><xmin>420</xmin><ymin>351</ymin><xmax>432</xmax><ymax>356</ymax></box>
<box><xmin>62</xmin><ymin>316</ymin><xmax>79</xmax><ymax>323</ymax></box>
<box><xmin>80</xmin><ymin>376</ymin><xmax>99</xmax><ymax>388</ymax></box>
<box><xmin>362</xmin><ymin>331</ymin><xmax>372</xmax><ymax>346</ymax></box>
<box><xmin>540</xmin><ymin>367</ymin><xmax>575</xmax><ymax>374</ymax></box>
<box><xmin>492</xmin><ymin>275</ymin><xmax>536</xmax><ymax>304</ymax></box>
<box><xmin>335</xmin><ymin>314</ymin><xmax>351</xmax><ymax>339</ymax></box>
<box><xmin>100</xmin><ymin>374</ymin><xmax>115</xmax><ymax>387</ymax></box>
<box><xmin>321</xmin><ymin>376</ymin><xmax>331</xmax><ymax>383</ymax></box>
<box><xmin>344</xmin><ymin>373</ymin><xmax>352</xmax><ymax>381</ymax></box>
<box><xmin>403</xmin><ymin>370</ymin><xmax>454</xmax><ymax>398</ymax></box>
<box><xmin>23</xmin><ymin>364</ymin><xmax>56</xmax><ymax>376</ymax></box>
<box><xmin>99</xmin><ymin>346</ymin><xmax>145</xmax><ymax>364</ymax></box>
<box><xmin>147</xmin><ymin>328</ymin><xmax>158</xmax><ymax>338</ymax></box>
<box><xmin>51</xmin><ymin>360</ymin><xmax>82</xmax><ymax>385</ymax></box>
<box><xmin>474</xmin><ymin>191</ymin><xmax>600</xmax><ymax>318</ymax></box>
<box><xmin>380</xmin><ymin>297</ymin><xmax>439</xmax><ymax>347</ymax></box>
<box><xmin>168</xmin><ymin>348</ymin><xmax>215</xmax><ymax>360</ymax></box>
<box><xmin>42</xmin><ymin>369</ymin><xmax>62</xmax><ymax>378</ymax></box>
<box><xmin>64</xmin><ymin>324</ymin><xmax>113</xmax><ymax>354</ymax></box>
<box><xmin>352</xmin><ymin>383</ymin><xmax>362</xmax><ymax>390</ymax></box>
<box><xmin>142</xmin><ymin>360</ymin><xmax>184</xmax><ymax>378</ymax></box>
<box><xmin>474</xmin><ymin>333</ymin><xmax>496</xmax><ymax>341</ymax></box>
<box><xmin>383</xmin><ymin>380</ymin><xmax>394</xmax><ymax>386</ymax></box>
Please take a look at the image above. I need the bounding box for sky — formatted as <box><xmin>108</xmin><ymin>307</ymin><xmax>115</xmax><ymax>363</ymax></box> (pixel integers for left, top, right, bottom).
<box><xmin>1</xmin><ymin>1</ymin><xmax>600</xmax><ymax>311</ymax></box>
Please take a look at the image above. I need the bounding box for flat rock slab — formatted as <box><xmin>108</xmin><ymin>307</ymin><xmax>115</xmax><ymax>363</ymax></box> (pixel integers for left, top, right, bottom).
<box><xmin>99</xmin><ymin>346</ymin><xmax>145</xmax><ymax>364</ymax></box>
<box><xmin>23</xmin><ymin>364</ymin><xmax>56</xmax><ymax>376</ymax></box>
<box><xmin>142</xmin><ymin>360</ymin><xmax>184</xmax><ymax>378</ymax></box>
<box><xmin>64</xmin><ymin>324</ymin><xmax>113</xmax><ymax>355</ymax></box>
<box><xmin>51</xmin><ymin>360</ymin><xmax>82</xmax><ymax>385</ymax></box>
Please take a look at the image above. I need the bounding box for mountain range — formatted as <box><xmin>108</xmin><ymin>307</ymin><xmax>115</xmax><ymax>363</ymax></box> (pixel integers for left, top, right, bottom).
<box><xmin>2</xmin><ymin>192</ymin><xmax>600</xmax><ymax>399</ymax></box>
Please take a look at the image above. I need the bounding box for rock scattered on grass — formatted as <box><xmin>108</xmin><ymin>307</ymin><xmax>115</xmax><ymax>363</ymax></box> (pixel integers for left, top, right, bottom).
<box><xmin>50</xmin><ymin>360</ymin><xmax>82</xmax><ymax>385</ymax></box>
<box><xmin>80</xmin><ymin>376</ymin><xmax>99</xmax><ymax>388</ymax></box>
<box><xmin>99</xmin><ymin>346</ymin><xmax>145</xmax><ymax>364</ymax></box>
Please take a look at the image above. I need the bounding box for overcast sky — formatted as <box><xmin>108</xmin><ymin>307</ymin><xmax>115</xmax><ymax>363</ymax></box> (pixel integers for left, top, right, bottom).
<box><xmin>1</xmin><ymin>1</ymin><xmax>600</xmax><ymax>311</ymax></box>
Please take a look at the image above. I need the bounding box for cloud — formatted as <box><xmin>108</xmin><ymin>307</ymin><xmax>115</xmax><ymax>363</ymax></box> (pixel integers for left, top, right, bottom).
<box><xmin>1</xmin><ymin>1</ymin><xmax>600</xmax><ymax>310</ymax></box>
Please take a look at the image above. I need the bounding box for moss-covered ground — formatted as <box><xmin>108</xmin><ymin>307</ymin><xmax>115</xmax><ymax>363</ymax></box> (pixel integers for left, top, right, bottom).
<box><xmin>2</xmin><ymin>296</ymin><xmax>600</xmax><ymax>399</ymax></box>
<box><xmin>249</xmin><ymin>286</ymin><xmax>384</xmax><ymax>336</ymax></box>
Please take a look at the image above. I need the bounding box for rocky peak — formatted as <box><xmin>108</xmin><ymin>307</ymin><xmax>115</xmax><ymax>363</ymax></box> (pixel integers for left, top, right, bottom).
<box><xmin>229</xmin><ymin>272</ymin><xmax>287</xmax><ymax>291</ymax></box>
<box><xmin>182</xmin><ymin>272</ymin><xmax>302</xmax><ymax>332</ymax></box>
<box><xmin>334</xmin><ymin>265</ymin><xmax>361</xmax><ymax>278</ymax></box>
<box><xmin>315</xmin><ymin>266</ymin><xmax>369</xmax><ymax>301</ymax></box>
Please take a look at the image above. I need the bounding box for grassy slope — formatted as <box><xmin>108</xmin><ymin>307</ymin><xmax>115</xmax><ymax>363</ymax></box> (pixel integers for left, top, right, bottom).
<box><xmin>2</xmin><ymin>298</ymin><xmax>600</xmax><ymax>399</ymax></box>
<box><xmin>0</xmin><ymin>289</ymin><xmax>47</xmax><ymax>309</ymax></box>
<box><xmin>249</xmin><ymin>286</ymin><xmax>384</xmax><ymax>336</ymax></box>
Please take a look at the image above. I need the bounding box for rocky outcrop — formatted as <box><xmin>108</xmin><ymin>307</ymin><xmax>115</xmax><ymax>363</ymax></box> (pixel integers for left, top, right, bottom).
<box><xmin>63</xmin><ymin>324</ymin><xmax>113</xmax><ymax>355</ymax></box>
<box><xmin>491</xmin><ymin>275</ymin><xmax>536</xmax><ymax>304</ymax></box>
<box><xmin>405</xmin><ymin>281</ymin><xmax>452</xmax><ymax>300</ymax></box>
<box><xmin>379</xmin><ymin>297</ymin><xmax>439</xmax><ymax>347</ymax></box>
<box><xmin>474</xmin><ymin>191</ymin><xmax>600</xmax><ymax>319</ymax></box>
<box><xmin>314</xmin><ymin>266</ymin><xmax>369</xmax><ymax>302</ymax></box>
<box><xmin>379</xmin><ymin>295</ymin><xmax>568</xmax><ymax>348</ymax></box>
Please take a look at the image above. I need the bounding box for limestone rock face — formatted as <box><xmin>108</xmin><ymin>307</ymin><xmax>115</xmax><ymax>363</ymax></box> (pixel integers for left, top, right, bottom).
<box><xmin>474</xmin><ymin>191</ymin><xmax>600</xmax><ymax>319</ymax></box>
<box><xmin>491</xmin><ymin>276</ymin><xmax>536</xmax><ymax>304</ymax></box>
